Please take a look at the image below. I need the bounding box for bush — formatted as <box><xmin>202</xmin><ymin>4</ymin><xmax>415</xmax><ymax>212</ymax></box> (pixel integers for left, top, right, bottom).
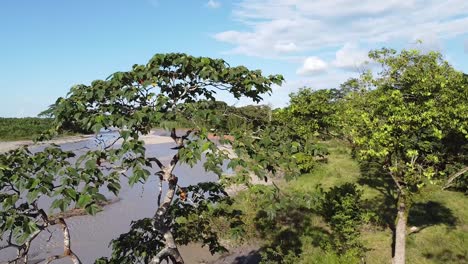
<box><xmin>318</xmin><ymin>183</ymin><xmax>368</xmax><ymax>257</ymax></box>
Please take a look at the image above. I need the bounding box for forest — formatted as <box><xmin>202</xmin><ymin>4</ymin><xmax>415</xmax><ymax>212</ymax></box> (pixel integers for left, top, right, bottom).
<box><xmin>0</xmin><ymin>118</ymin><xmax>56</xmax><ymax>141</ymax></box>
<box><xmin>0</xmin><ymin>48</ymin><xmax>467</xmax><ymax>264</ymax></box>
<box><xmin>0</xmin><ymin>116</ymin><xmax>91</xmax><ymax>141</ymax></box>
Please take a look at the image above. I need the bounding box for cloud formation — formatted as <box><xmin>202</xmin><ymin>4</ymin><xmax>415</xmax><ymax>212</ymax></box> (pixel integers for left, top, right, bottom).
<box><xmin>332</xmin><ymin>43</ymin><xmax>369</xmax><ymax>71</ymax></box>
<box><xmin>297</xmin><ymin>57</ymin><xmax>328</xmax><ymax>75</ymax></box>
<box><xmin>207</xmin><ymin>0</ymin><xmax>221</xmax><ymax>8</ymax></box>
<box><xmin>214</xmin><ymin>0</ymin><xmax>468</xmax><ymax>58</ymax></box>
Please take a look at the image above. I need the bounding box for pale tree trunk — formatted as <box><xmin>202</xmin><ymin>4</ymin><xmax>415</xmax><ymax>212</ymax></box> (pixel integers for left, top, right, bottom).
<box><xmin>46</xmin><ymin>218</ymin><xmax>82</xmax><ymax>264</ymax></box>
<box><xmin>149</xmin><ymin>174</ymin><xmax>184</xmax><ymax>264</ymax></box>
<box><xmin>393</xmin><ymin>200</ymin><xmax>407</xmax><ymax>264</ymax></box>
<box><xmin>149</xmin><ymin>128</ymin><xmax>192</xmax><ymax>264</ymax></box>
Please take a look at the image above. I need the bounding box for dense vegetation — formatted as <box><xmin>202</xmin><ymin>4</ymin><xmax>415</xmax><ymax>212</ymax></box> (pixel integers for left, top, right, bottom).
<box><xmin>0</xmin><ymin>48</ymin><xmax>467</xmax><ymax>264</ymax></box>
<box><xmin>228</xmin><ymin>140</ymin><xmax>468</xmax><ymax>263</ymax></box>
<box><xmin>0</xmin><ymin>118</ymin><xmax>55</xmax><ymax>141</ymax></box>
<box><xmin>0</xmin><ymin>117</ymin><xmax>91</xmax><ymax>141</ymax></box>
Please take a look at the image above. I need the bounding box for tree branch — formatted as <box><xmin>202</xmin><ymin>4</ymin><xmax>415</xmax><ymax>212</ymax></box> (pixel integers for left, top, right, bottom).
<box><xmin>443</xmin><ymin>166</ymin><xmax>468</xmax><ymax>190</ymax></box>
<box><xmin>45</xmin><ymin>218</ymin><xmax>82</xmax><ymax>264</ymax></box>
<box><xmin>148</xmin><ymin>157</ymin><xmax>165</xmax><ymax>170</ymax></box>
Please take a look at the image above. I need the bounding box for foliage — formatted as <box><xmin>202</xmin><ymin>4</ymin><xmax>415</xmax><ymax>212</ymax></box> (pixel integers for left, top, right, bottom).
<box><xmin>317</xmin><ymin>183</ymin><xmax>370</xmax><ymax>257</ymax></box>
<box><xmin>0</xmin><ymin>118</ymin><xmax>53</xmax><ymax>141</ymax></box>
<box><xmin>345</xmin><ymin>48</ymin><xmax>468</xmax><ymax>192</ymax></box>
<box><xmin>0</xmin><ymin>118</ymin><xmax>61</xmax><ymax>141</ymax></box>
<box><xmin>96</xmin><ymin>182</ymin><xmax>243</xmax><ymax>263</ymax></box>
<box><xmin>0</xmin><ymin>117</ymin><xmax>91</xmax><ymax>141</ymax></box>
<box><xmin>174</xmin><ymin>101</ymin><xmax>273</xmax><ymax>132</ymax></box>
<box><xmin>275</xmin><ymin>88</ymin><xmax>343</xmax><ymax>139</ymax></box>
<box><xmin>228</xmin><ymin>181</ymin><xmax>369</xmax><ymax>263</ymax></box>
<box><xmin>0</xmin><ymin>146</ymin><xmax>119</xmax><ymax>262</ymax></box>
<box><xmin>342</xmin><ymin>48</ymin><xmax>468</xmax><ymax>263</ymax></box>
<box><xmin>226</xmin><ymin>122</ymin><xmax>328</xmax><ymax>183</ymax></box>
<box><xmin>34</xmin><ymin>53</ymin><xmax>287</xmax><ymax>263</ymax></box>
<box><xmin>230</xmin><ymin>139</ymin><xmax>468</xmax><ymax>264</ymax></box>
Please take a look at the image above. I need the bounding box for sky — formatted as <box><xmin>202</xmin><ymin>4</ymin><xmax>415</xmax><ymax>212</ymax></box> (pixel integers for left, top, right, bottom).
<box><xmin>0</xmin><ymin>0</ymin><xmax>467</xmax><ymax>117</ymax></box>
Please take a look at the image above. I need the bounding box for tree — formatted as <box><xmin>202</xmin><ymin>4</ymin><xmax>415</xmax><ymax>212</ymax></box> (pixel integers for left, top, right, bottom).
<box><xmin>343</xmin><ymin>48</ymin><xmax>468</xmax><ymax>264</ymax></box>
<box><xmin>275</xmin><ymin>88</ymin><xmax>342</xmax><ymax>139</ymax></box>
<box><xmin>38</xmin><ymin>53</ymin><xmax>285</xmax><ymax>263</ymax></box>
<box><xmin>0</xmin><ymin>145</ymin><xmax>118</xmax><ymax>263</ymax></box>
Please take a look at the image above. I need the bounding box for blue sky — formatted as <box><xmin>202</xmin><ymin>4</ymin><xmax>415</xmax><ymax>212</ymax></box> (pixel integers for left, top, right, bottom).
<box><xmin>0</xmin><ymin>0</ymin><xmax>467</xmax><ymax>117</ymax></box>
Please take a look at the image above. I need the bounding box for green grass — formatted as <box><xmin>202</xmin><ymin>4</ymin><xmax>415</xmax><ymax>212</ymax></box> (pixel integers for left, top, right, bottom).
<box><xmin>405</xmin><ymin>187</ymin><xmax>468</xmax><ymax>264</ymax></box>
<box><xmin>230</xmin><ymin>139</ymin><xmax>468</xmax><ymax>264</ymax></box>
<box><xmin>289</xmin><ymin>140</ymin><xmax>360</xmax><ymax>190</ymax></box>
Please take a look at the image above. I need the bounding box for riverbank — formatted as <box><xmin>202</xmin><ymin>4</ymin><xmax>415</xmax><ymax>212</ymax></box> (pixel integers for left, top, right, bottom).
<box><xmin>0</xmin><ymin>134</ymin><xmax>95</xmax><ymax>153</ymax></box>
<box><xmin>0</xmin><ymin>130</ymin><xmax>252</xmax><ymax>263</ymax></box>
<box><xmin>0</xmin><ymin>131</ymin><xmax>179</xmax><ymax>153</ymax></box>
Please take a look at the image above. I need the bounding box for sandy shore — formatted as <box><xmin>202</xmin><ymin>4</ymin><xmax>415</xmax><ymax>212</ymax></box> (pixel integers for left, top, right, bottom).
<box><xmin>0</xmin><ymin>135</ymin><xmax>93</xmax><ymax>153</ymax></box>
<box><xmin>0</xmin><ymin>132</ymin><xmax>175</xmax><ymax>153</ymax></box>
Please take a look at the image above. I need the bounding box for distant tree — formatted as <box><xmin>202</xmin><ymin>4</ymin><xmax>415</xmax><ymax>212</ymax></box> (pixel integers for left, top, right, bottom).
<box><xmin>276</xmin><ymin>88</ymin><xmax>342</xmax><ymax>139</ymax></box>
<box><xmin>343</xmin><ymin>48</ymin><xmax>468</xmax><ymax>264</ymax></box>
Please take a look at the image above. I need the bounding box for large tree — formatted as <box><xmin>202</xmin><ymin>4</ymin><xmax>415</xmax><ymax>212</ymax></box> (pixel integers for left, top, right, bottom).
<box><xmin>45</xmin><ymin>53</ymin><xmax>286</xmax><ymax>263</ymax></box>
<box><xmin>343</xmin><ymin>48</ymin><xmax>468</xmax><ymax>264</ymax></box>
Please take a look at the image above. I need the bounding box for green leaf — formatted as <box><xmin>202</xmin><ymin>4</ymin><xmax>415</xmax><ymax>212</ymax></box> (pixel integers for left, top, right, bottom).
<box><xmin>5</xmin><ymin>217</ymin><xmax>14</xmax><ymax>230</ymax></box>
<box><xmin>85</xmin><ymin>203</ymin><xmax>100</xmax><ymax>216</ymax></box>
<box><xmin>27</xmin><ymin>190</ymin><xmax>40</xmax><ymax>203</ymax></box>
<box><xmin>201</xmin><ymin>141</ymin><xmax>211</xmax><ymax>152</ymax></box>
<box><xmin>77</xmin><ymin>194</ymin><xmax>92</xmax><ymax>208</ymax></box>
<box><xmin>64</xmin><ymin>189</ymin><xmax>77</xmax><ymax>200</ymax></box>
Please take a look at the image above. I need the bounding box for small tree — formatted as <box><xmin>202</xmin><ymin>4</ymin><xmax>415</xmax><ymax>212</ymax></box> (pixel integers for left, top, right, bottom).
<box><xmin>0</xmin><ymin>145</ymin><xmax>120</xmax><ymax>263</ymax></box>
<box><xmin>43</xmin><ymin>53</ymin><xmax>284</xmax><ymax>263</ymax></box>
<box><xmin>343</xmin><ymin>48</ymin><xmax>468</xmax><ymax>264</ymax></box>
<box><xmin>318</xmin><ymin>183</ymin><xmax>368</xmax><ymax>258</ymax></box>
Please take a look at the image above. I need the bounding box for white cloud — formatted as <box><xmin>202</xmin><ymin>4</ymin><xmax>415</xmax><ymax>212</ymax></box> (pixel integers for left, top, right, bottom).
<box><xmin>207</xmin><ymin>0</ymin><xmax>221</xmax><ymax>8</ymax></box>
<box><xmin>274</xmin><ymin>42</ymin><xmax>298</xmax><ymax>53</ymax></box>
<box><xmin>332</xmin><ymin>43</ymin><xmax>369</xmax><ymax>71</ymax></box>
<box><xmin>266</xmin><ymin>71</ymin><xmax>355</xmax><ymax>107</ymax></box>
<box><xmin>296</xmin><ymin>57</ymin><xmax>328</xmax><ymax>75</ymax></box>
<box><xmin>214</xmin><ymin>0</ymin><xmax>468</xmax><ymax>57</ymax></box>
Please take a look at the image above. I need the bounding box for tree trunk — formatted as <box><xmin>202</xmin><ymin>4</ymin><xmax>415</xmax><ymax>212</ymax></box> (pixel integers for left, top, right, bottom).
<box><xmin>149</xmin><ymin>129</ymin><xmax>190</xmax><ymax>264</ymax></box>
<box><xmin>393</xmin><ymin>200</ymin><xmax>407</xmax><ymax>264</ymax></box>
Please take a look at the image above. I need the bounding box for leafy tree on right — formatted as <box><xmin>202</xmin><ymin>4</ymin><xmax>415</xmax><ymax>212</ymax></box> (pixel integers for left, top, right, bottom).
<box><xmin>342</xmin><ymin>48</ymin><xmax>468</xmax><ymax>264</ymax></box>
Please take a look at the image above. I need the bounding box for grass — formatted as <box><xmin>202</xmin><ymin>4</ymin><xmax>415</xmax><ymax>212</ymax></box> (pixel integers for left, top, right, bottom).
<box><xmin>229</xmin><ymin>139</ymin><xmax>468</xmax><ymax>264</ymax></box>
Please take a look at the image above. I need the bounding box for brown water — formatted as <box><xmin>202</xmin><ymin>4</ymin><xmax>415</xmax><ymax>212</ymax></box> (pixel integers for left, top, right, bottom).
<box><xmin>0</xmin><ymin>132</ymin><xmax>227</xmax><ymax>264</ymax></box>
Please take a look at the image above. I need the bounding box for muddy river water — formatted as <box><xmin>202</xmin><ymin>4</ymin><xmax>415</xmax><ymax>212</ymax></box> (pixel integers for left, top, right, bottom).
<box><xmin>0</xmin><ymin>131</ymin><xmax>229</xmax><ymax>263</ymax></box>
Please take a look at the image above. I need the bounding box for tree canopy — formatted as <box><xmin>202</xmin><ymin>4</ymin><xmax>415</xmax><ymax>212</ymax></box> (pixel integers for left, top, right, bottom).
<box><xmin>342</xmin><ymin>48</ymin><xmax>468</xmax><ymax>264</ymax></box>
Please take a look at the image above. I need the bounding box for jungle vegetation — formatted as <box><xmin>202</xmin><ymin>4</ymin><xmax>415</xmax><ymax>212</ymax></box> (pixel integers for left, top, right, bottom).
<box><xmin>0</xmin><ymin>48</ymin><xmax>467</xmax><ymax>264</ymax></box>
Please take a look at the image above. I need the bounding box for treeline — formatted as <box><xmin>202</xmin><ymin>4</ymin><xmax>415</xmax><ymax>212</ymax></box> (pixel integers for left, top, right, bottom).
<box><xmin>159</xmin><ymin>100</ymin><xmax>273</xmax><ymax>132</ymax></box>
<box><xmin>0</xmin><ymin>118</ymin><xmax>55</xmax><ymax>141</ymax></box>
<box><xmin>0</xmin><ymin>117</ymin><xmax>92</xmax><ymax>141</ymax></box>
